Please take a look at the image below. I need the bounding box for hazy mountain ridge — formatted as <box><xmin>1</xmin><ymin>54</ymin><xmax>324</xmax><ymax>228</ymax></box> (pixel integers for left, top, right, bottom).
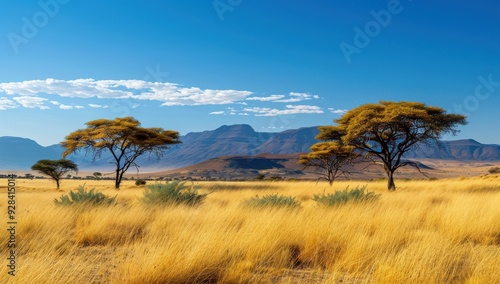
<box><xmin>157</xmin><ymin>124</ymin><xmax>274</xmax><ymax>167</ymax></box>
<box><xmin>255</xmin><ymin>127</ymin><xmax>320</xmax><ymax>154</ymax></box>
<box><xmin>0</xmin><ymin>137</ymin><xmax>61</xmax><ymax>170</ymax></box>
<box><xmin>405</xmin><ymin>139</ymin><xmax>500</xmax><ymax>161</ymax></box>
<box><xmin>1</xmin><ymin>125</ymin><xmax>499</xmax><ymax>170</ymax></box>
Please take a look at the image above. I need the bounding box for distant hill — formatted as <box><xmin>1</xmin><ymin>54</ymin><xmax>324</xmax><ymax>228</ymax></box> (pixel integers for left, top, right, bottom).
<box><xmin>145</xmin><ymin>124</ymin><xmax>273</xmax><ymax>168</ymax></box>
<box><xmin>149</xmin><ymin>153</ymin><xmax>305</xmax><ymax>180</ymax></box>
<box><xmin>255</xmin><ymin>127</ymin><xmax>319</xmax><ymax>154</ymax></box>
<box><xmin>0</xmin><ymin>137</ymin><xmax>61</xmax><ymax>170</ymax></box>
<box><xmin>1</xmin><ymin>124</ymin><xmax>499</xmax><ymax>171</ymax></box>
<box><xmin>144</xmin><ymin>153</ymin><xmax>435</xmax><ymax>181</ymax></box>
<box><xmin>132</xmin><ymin>125</ymin><xmax>318</xmax><ymax>170</ymax></box>
<box><xmin>405</xmin><ymin>139</ymin><xmax>500</xmax><ymax>161</ymax></box>
<box><xmin>0</xmin><ymin>137</ymin><xmax>95</xmax><ymax>170</ymax></box>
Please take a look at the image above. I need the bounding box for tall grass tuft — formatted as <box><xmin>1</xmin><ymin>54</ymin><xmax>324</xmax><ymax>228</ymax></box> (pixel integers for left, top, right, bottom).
<box><xmin>313</xmin><ymin>185</ymin><xmax>379</xmax><ymax>207</ymax></box>
<box><xmin>243</xmin><ymin>194</ymin><xmax>301</xmax><ymax>209</ymax></box>
<box><xmin>54</xmin><ymin>185</ymin><xmax>116</xmax><ymax>206</ymax></box>
<box><xmin>141</xmin><ymin>181</ymin><xmax>207</xmax><ymax>206</ymax></box>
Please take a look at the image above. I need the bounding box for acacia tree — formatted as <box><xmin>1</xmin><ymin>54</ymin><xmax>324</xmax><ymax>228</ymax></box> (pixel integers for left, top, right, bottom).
<box><xmin>93</xmin><ymin>172</ymin><xmax>102</xmax><ymax>180</ymax></box>
<box><xmin>317</xmin><ymin>101</ymin><xmax>467</xmax><ymax>190</ymax></box>
<box><xmin>299</xmin><ymin>142</ymin><xmax>358</xmax><ymax>185</ymax></box>
<box><xmin>61</xmin><ymin>117</ymin><xmax>180</xmax><ymax>189</ymax></box>
<box><xmin>31</xmin><ymin>159</ymin><xmax>78</xmax><ymax>189</ymax></box>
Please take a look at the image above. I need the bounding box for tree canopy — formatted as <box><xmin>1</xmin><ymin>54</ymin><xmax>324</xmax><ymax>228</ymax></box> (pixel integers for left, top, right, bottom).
<box><xmin>31</xmin><ymin>159</ymin><xmax>78</xmax><ymax>189</ymax></box>
<box><xmin>61</xmin><ymin>117</ymin><xmax>180</xmax><ymax>189</ymax></box>
<box><xmin>93</xmin><ymin>172</ymin><xmax>102</xmax><ymax>180</ymax></box>
<box><xmin>317</xmin><ymin>101</ymin><xmax>467</xmax><ymax>190</ymax></box>
<box><xmin>299</xmin><ymin>142</ymin><xmax>358</xmax><ymax>185</ymax></box>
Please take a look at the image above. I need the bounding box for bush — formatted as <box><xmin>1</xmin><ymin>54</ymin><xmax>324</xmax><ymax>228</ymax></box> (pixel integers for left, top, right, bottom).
<box><xmin>313</xmin><ymin>186</ymin><xmax>379</xmax><ymax>207</ymax></box>
<box><xmin>243</xmin><ymin>194</ymin><xmax>301</xmax><ymax>209</ymax></box>
<box><xmin>54</xmin><ymin>185</ymin><xmax>116</xmax><ymax>206</ymax></box>
<box><xmin>141</xmin><ymin>181</ymin><xmax>207</xmax><ymax>206</ymax></box>
<box><xmin>255</xmin><ymin>174</ymin><xmax>265</xmax><ymax>181</ymax></box>
<box><xmin>266</xmin><ymin>176</ymin><xmax>284</xmax><ymax>181</ymax></box>
<box><xmin>488</xmin><ymin>167</ymin><xmax>500</xmax><ymax>174</ymax></box>
<box><xmin>135</xmin><ymin>179</ymin><xmax>147</xmax><ymax>186</ymax></box>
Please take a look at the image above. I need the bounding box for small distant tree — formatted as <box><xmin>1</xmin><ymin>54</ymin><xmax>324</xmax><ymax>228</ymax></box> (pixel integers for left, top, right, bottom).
<box><xmin>489</xmin><ymin>167</ymin><xmax>500</xmax><ymax>174</ymax></box>
<box><xmin>93</xmin><ymin>172</ymin><xmax>102</xmax><ymax>180</ymax></box>
<box><xmin>61</xmin><ymin>117</ymin><xmax>181</xmax><ymax>189</ymax></box>
<box><xmin>317</xmin><ymin>101</ymin><xmax>467</xmax><ymax>190</ymax></box>
<box><xmin>31</xmin><ymin>159</ymin><xmax>78</xmax><ymax>189</ymax></box>
<box><xmin>255</xmin><ymin>174</ymin><xmax>265</xmax><ymax>181</ymax></box>
<box><xmin>299</xmin><ymin>142</ymin><xmax>358</xmax><ymax>185</ymax></box>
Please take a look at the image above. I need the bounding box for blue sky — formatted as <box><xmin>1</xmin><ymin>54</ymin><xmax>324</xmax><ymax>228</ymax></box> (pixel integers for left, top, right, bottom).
<box><xmin>1</xmin><ymin>0</ymin><xmax>499</xmax><ymax>146</ymax></box>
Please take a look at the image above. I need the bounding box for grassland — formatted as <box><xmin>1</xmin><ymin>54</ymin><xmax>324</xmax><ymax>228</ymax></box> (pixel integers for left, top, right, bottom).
<box><xmin>1</xmin><ymin>176</ymin><xmax>500</xmax><ymax>283</ymax></box>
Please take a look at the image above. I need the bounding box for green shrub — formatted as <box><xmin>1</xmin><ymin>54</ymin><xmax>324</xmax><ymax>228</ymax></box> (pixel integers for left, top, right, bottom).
<box><xmin>135</xmin><ymin>179</ymin><xmax>147</xmax><ymax>186</ymax></box>
<box><xmin>141</xmin><ymin>181</ymin><xmax>207</xmax><ymax>206</ymax></box>
<box><xmin>313</xmin><ymin>186</ymin><xmax>379</xmax><ymax>207</ymax></box>
<box><xmin>255</xmin><ymin>174</ymin><xmax>265</xmax><ymax>181</ymax></box>
<box><xmin>54</xmin><ymin>185</ymin><xmax>116</xmax><ymax>206</ymax></box>
<box><xmin>488</xmin><ymin>167</ymin><xmax>500</xmax><ymax>174</ymax></box>
<box><xmin>243</xmin><ymin>194</ymin><xmax>301</xmax><ymax>209</ymax></box>
<box><xmin>266</xmin><ymin>176</ymin><xmax>284</xmax><ymax>181</ymax></box>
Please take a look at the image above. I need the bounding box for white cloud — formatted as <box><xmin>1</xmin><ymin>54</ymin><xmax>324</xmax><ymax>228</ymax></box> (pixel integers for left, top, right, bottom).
<box><xmin>59</xmin><ymin>104</ymin><xmax>73</xmax><ymax>110</ymax></box>
<box><xmin>157</xmin><ymin>88</ymin><xmax>252</xmax><ymax>106</ymax></box>
<box><xmin>209</xmin><ymin>111</ymin><xmax>225</xmax><ymax>115</ymax></box>
<box><xmin>246</xmin><ymin>94</ymin><xmax>285</xmax><ymax>101</ymax></box>
<box><xmin>0</xmin><ymin>79</ymin><xmax>326</xmax><ymax>116</ymax></box>
<box><xmin>274</xmin><ymin>92</ymin><xmax>319</xmax><ymax>103</ymax></box>
<box><xmin>88</xmin><ymin>104</ymin><xmax>109</xmax><ymax>108</ymax></box>
<box><xmin>59</xmin><ymin>104</ymin><xmax>84</xmax><ymax>110</ymax></box>
<box><xmin>246</xmin><ymin>92</ymin><xmax>319</xmax><ymax>103</ymax></box>
<box><xmin>328</xmin><ymin>108</ymin><xmax>348</xmax><ymax>115</ymax></box>
<box><xmin>13</xmin><ymin>96</ymin><xmax>49</xmax><ymax>109</ymax></box>
<box><xmin>0</xmin><ymin>78</ymin><xmax>253</xmax><ymax>107</ymax></box>
<box><xmin>244</xmin><ymin>105</ymin><xmax>323</xmax><ymax>116</ymax></box>
<box><xmin>50</xmin><ymin>100</ymin><xmax>84</xmax><ymax>109</ymax></box>
<box><xmin>0</xmin><ymin>79</ymin><xmax>134</xmax><ymax>99</ymax></box>
<box><xmin>0</xmin><ymin>97</ymin><xmax>18</xmax><ymax>110</ymax></box>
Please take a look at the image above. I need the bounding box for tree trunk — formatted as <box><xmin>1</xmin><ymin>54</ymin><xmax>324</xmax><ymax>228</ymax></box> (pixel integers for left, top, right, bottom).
<box><xmin>115</xmin><ymin>169</ymin><xmax>121</xmax><ymax>189</ymax></box>
<box><xmin>387</xmin><ymin>170</ymin><xmax>396</xmax><ymax>191</ymax></box>
<box><xmin>56</xmin><ymin>178</ymin><xmax>60</xmax><ymax>189</ymax></box>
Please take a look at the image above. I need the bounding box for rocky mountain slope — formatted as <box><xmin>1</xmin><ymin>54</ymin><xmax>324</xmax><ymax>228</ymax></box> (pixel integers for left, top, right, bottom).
<box><xmin>1</xmin><ymin>124</ymin><xmax>499</xmax><ymax>170</ymax></box>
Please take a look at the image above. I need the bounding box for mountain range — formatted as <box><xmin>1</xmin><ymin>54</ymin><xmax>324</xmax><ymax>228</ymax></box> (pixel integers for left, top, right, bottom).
<box><xmin>1</xmin><ymin>124</ymin><xmax>499</xmax><ymax>171</ymax></box>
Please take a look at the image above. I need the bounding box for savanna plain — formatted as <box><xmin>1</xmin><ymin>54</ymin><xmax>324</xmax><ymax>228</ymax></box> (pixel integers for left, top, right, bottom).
<box><xmin>1</xmin><ymin>176</ymin><xmax>500</xmax><ymax>284</ymax></box>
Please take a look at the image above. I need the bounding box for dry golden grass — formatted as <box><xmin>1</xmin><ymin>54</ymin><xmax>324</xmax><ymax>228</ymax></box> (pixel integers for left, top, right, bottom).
<box><xmin>1</xmin><ymin>176</ymin><xmax>499</xmax><ymax>283</ymax></box>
